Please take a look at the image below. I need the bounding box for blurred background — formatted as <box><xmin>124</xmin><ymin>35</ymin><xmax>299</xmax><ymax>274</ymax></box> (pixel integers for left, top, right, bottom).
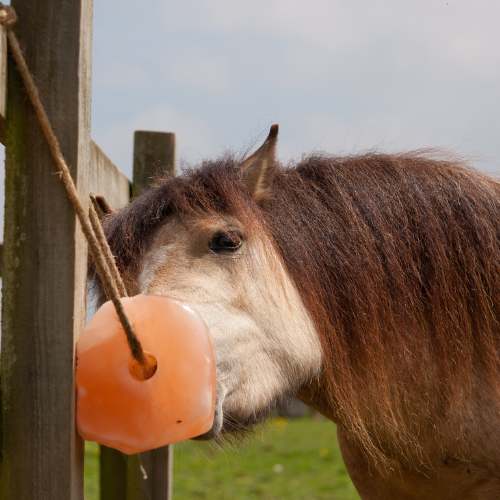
<box><xmin>3</xmin><ymin>1</ymin><xmax>500</xmax><ymax>498</ymax></box>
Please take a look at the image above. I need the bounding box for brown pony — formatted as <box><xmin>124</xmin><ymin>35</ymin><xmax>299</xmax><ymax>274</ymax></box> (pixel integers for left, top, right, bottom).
<box><xmin>94</xmin><ymin>126</ymin><xmax>500</xmax><ymax>499</ymax></box>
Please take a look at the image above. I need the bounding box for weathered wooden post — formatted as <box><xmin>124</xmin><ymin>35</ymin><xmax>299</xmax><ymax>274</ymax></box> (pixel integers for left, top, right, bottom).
<box><xmin>0</xmin><ymin>0</ymin><xmax>93</xmax><ymax>498</ymax></box>
<box><xmin>132</xmin><ymin>131</ymin><xmax>177</xmax><ymax>196</ymax></box>
<box><xmin>126</xmin><ymin>130</ymin><xmax>177</xmax><ymax>500</ymax></box>
<box><xmin>100</xmin><ymin>445</ymin><xmax>128</xmax><ymax>500</ymax></box>
<box><xmin>0</xmin><ymin>27</ymin><xmax>7</xmax><ymax>141</ymax></box>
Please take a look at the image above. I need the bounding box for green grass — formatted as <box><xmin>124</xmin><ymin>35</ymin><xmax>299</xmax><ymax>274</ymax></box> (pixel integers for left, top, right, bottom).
<box><xmin>84</xmin><ymin>417</ymin><xmax>360</xmax><ymax>500</ymax></box>
<box><xmin>84</xmin><ymin>440</ymin><xmax>100</xmax><ymax>500</ymax></box>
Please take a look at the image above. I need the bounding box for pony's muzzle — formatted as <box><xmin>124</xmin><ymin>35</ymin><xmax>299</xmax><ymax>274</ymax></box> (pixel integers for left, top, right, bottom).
<box><xmin>192</xmin><ymin>383</ymin><xmax>226</xmax><ymax>441</ymax></box>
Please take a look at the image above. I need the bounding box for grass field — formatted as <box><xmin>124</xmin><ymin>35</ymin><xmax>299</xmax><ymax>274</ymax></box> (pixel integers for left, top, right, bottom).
<box><xmin>84</xmin><ymin>417</ymin><xmax>361</xmax><ymax>500</ymax></box>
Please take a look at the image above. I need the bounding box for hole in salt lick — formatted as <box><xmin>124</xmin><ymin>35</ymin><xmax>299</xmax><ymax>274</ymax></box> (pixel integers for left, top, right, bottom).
<box><xmin>128</xmin><ymin>351</ymin><xmax>158</xmax><ymax>381</ymax></box>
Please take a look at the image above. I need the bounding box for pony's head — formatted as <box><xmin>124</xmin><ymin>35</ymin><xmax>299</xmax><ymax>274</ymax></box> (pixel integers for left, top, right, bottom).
<box><xmin>93</xmin><ymin>125</ymin><xmax>322</xmax><ymax>439</ymax></box>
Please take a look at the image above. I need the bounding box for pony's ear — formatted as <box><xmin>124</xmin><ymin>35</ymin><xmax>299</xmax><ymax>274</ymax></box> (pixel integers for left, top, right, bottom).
<box><xmin>239</xmin><ymin>124</ymin><xmax>278</xmax><ymax>200</ymax></box>
<box><xmin>92</xmin><ymin>194</ymin><xmax>117</xmax><ymax>219</ymax></box>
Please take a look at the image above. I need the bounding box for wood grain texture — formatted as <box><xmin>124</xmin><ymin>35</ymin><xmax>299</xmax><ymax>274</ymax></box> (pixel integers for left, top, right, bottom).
<box><xmin>0</xmin><ymin>28</ymin><xmax>7</xmax><ymax>144</ymax></box>
<box><xmin>126</xmin><ymin>446</ymin><xmax>173</xmax><ymax>500</ymax></box>
<box><xmin>0</xmin><ymin>0</ymin><xmax>93</xmax><ymax>498</ymax></box>
<box><xmin>90</xmin><ymin>139</ymin><xmax>131</xmax><ymax>210</ymax></box>
<box><xmin>133</xmin><ymin>131</ymin><xmax>177</xmax><ymax>197</ymax></box>
<box><xmin>101</xmin><ymin>445</ymin><xmax>128</xmax><ymax>500</ymax></box>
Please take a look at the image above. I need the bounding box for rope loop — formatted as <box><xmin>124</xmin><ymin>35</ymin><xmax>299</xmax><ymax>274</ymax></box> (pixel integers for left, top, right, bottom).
<box><xmin>0</xmin><ymin>4</ymin><xmax>149</xmax><ymax>368</ymax></box>
<box><xmin>0</xmin><ymin>4</ymin><xmax>17</xmax><ymax>31</ymax></box>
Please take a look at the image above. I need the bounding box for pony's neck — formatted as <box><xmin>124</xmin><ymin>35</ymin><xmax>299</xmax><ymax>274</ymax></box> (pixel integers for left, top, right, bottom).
<box><xmin>296</xmin><ymin>378</ymin><xmax>340</xmax><ymax>424</ymax></box>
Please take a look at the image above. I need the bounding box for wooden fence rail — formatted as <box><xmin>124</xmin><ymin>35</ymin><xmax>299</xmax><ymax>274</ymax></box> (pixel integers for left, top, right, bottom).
<box><xmin>90</xmin><ymin>140</ymin><xmax>131</xmax><ymax>209</ymax></box>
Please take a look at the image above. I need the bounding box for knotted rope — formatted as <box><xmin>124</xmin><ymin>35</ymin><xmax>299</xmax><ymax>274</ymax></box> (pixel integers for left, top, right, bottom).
<box><xmin>0</xmin><ymin>4</ymin><xmax>151</xmax><ymax>371</ymax></box>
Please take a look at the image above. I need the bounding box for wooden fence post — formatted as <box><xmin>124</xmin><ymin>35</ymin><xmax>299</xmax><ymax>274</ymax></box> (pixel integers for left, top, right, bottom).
<box><xmin>100</xmin><ymin>445</ymin><xmax>128</xmax><ymax>500</ymax></box>
<box><xmin>124</xmin><ymin>130</ymin><xmax>177</xmax><ymax>500</ymax></box>
<box><xmin>132</xmin><ymin>131</ymin><xmax>177</xmax><ymax>197</ymax></box>
<box><xmin>0</xmin><ymin>27</ymin><xmax>7</xmax><ymax>143</ymax></box>
<box><xmin>0</xmin><ymin>0</ymin><xmax>93</xmax><ymax>498</ymax></box>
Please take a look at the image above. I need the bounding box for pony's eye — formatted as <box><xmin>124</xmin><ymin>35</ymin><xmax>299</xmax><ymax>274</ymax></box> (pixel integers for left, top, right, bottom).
<box><xmin>209</xmin><ymin>232</ymin><xmax>243</xmax><ymax>253</ymax></box>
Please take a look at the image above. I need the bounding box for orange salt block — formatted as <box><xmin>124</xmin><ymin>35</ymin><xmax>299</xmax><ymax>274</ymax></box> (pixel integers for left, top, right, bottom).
<box><xmin>76</xmin><ymin>295</ymin><xmax>216</xmax><ymax>454</ymax></box>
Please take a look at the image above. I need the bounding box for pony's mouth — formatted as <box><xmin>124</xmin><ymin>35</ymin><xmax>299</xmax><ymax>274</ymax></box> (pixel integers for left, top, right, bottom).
<box><xmin>191</xmin><ymin>382</ymin><xmax>280</xmax><ymax>442</ymax></box>
<box><xmin>192</xmin><ymin>383</ymin><xmax>226</xmax><ymax>441</ymax></box>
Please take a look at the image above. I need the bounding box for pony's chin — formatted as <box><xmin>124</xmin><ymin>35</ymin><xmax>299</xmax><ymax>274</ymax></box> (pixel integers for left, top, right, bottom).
<box><xmin>190</xmin><ymin>383</ymin><xmax>278</xmax><ymax>441</ymax></box>
<box><xmin>191</xmin><ymin>409</ymin><xmax>223</xmax><ymax>441</ymax></box>
<box><xmin>191</xmin><ymin>383</ymin><xmax>226</xmax><ymax>441</ymax></box>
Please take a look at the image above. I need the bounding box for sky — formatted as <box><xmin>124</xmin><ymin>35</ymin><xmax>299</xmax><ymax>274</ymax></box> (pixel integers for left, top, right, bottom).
<box><xmin>2</xmin><ymin>0</ymin><xmax>500</xmax><ymax>234</ymax></box>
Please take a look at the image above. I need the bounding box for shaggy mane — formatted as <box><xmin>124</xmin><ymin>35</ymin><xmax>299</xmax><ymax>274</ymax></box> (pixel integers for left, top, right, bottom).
<box><xmin>98</xmin><ymin>151</ymin><xmax>500</xmax><ymax>464</ymax></box>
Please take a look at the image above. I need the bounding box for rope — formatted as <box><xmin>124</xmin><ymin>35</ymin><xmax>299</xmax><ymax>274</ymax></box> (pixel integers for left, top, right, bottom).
<box><xmin>0</xmin><ymin>4</ymin><xmax>149</xmax><ymax>368</ymax></box>
<box><xmin>89</xmin><ymin>201</ymin><xmax>128</xmax><ymax>298</ymax></box>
